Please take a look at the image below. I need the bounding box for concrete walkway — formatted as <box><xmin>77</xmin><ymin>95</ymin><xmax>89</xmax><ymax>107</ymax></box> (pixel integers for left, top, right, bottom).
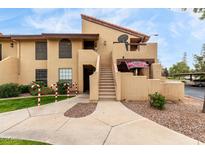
<box><xmin>0</xmin><ymin>94</ymin><xmax>203</xmax><ymax>145</ymax></box>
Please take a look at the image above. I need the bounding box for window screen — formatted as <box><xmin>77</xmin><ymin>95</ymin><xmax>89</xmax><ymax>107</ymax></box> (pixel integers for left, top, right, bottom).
<box><xmin>35</xmin><ymin>69</ymin><xmax>47</xmax><ymax>84</ymax></box>
<box><xmin>59</xmin><ymin>68</ymin><xmax>72</xmax><ymax>83</ymax></box>
<box><xmin>59</xmin><ymin>39</ymin><xmax>72</xmax><ymax>58</ymax></box>
<box><xmin>35</xmin><ymin>42</ymin><xmax>47</xmax><ymax>60</ymax></box>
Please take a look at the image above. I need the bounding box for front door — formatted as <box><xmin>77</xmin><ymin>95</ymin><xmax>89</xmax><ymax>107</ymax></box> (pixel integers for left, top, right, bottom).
<box><xmin>83</xmin><ymin>65</ymin><xmax>95</xmax><ymax>93</ymax></box>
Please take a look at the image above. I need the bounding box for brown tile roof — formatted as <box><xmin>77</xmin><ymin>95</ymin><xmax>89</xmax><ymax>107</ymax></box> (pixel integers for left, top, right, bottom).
<box><xmin>81</xmin><ymin>14</ymin><xmax>150</xmax><ymax>42</ymax></box>
<box><xmin>0</xmin><ymin>33</ymin><xmax>99</xmax><ymax>40</ymax></box>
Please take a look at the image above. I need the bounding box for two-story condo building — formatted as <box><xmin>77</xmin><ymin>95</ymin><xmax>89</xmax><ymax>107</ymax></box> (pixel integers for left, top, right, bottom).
<box><xmin>0</xmin><ymin>14</ymin><xmax>184</xmax><ymax>101</ymax></box>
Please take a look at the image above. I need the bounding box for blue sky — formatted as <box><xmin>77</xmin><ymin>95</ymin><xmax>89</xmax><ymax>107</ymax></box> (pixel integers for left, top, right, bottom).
<box><xmin>0</xmin><ymin>8</ymin><xmax>205</xmax><ymax>68</ymax></box>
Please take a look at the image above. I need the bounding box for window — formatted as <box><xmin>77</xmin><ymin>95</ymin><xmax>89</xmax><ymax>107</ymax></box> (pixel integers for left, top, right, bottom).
<box><xmin>83</xmin><ymin>40</ymin><xmax>95</xmax><ymax>50</ymax></box>
<box><xmin>59</xmin><ymin>39</ymin><xmax>72</xmax><ymax>58</ymax></box>
<box><xmin>59</xmin><ymin>68</ymin><xmax>72</xmax><ymax>83</ymax></box>
<box><xmin>130</xmin><ymin>38</ymin><xmax>139</xmax><ymax>51</ymax></box>
<box><xmin>35</xmin><ymin>42</ymin><xmax>47</xmax><ymax>60</ymax></box>
<box><xmin>0</xmin><ymin>44</ymin><xmax>2</xmax><ymax>61</ymax></box>
<box><xmin>35</xmin><ymin>69</ymin><xmax>47</xmax><ymax>84</ymax></box>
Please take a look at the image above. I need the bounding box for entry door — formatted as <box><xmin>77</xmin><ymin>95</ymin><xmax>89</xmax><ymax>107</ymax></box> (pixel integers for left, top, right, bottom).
<box><xmin>0</xmin><ymin>44</ymin><xmax>2</xmax><ymax>61</ymax></box>
<box><xmin>83</xmin><ymin>65</ymin><xmax>95</xmax><ymax>92</ymax></box>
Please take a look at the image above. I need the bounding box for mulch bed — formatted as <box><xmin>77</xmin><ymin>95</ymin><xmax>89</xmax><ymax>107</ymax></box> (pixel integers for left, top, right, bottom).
<box><xmin>122</xmin><ymin>97</ymin><xmax>205</xmax><ymax>143</ymax></box>
<box><xmin>64</xmin><ymin>103</ymin><xmax>97</xmax><ymax>118</ymax></box>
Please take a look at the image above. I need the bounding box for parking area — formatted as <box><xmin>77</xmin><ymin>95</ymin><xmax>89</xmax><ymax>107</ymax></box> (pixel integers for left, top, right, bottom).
<box><xmin>185</xmin><ymin>85</ymin><xmax>205</xmax><ymax>100</ymax></box>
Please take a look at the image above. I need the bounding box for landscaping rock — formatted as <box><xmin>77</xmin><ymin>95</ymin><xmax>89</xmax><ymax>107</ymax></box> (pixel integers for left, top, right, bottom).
<box><xmin>122</xmin><ymin>96</ymin><xmax>205</xmax><ymax>143</ymax></box>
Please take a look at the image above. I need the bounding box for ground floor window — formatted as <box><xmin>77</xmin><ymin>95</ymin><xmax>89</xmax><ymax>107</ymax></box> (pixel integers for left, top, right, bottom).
<box><xmin>35</xmin><ymin>69</ymin><xmax>47</xmax><ymax>85</ymax></box>
<box><xmin>59</xmin><ymin>68</ymin><xmax>72</xmax><ymax>83</ymax></box>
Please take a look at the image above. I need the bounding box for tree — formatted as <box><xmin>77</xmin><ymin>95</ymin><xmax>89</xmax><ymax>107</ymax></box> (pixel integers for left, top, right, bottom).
<box><xmin>162</xmin><ymin>67</ymin><xmax>169</xmax><ymax>77</ymax></box>
<box><xmin>169</xmin><ymin>61</ymin><xmax>190</xmax><ymax>76</ymax></box>
<box><xmin>182</xmin><ymin>8</ymin><xmax>205</xmax><ymax>20</ymax></box>
<box><xmin>193</xmin><ymin>45</ymin><xmax>205</xmax><ymax>73</ymax></box>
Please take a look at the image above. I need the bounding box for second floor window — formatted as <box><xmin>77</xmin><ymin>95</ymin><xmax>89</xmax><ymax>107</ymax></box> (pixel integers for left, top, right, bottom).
<box><xmin>59</xmin><ymin>39</ymin><xmax>72</xmax><ymax>58</ymax></box>
<box><xmin>35</xmin><ymin>42</ymin><xmax>47</xmax><ymax>60</ymax></box>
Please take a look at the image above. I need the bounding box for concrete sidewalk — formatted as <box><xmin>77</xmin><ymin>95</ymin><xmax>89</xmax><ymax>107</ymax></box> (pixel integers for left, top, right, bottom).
<box><xmin>0</xmin><ymin>95</ymin><xmax>203</xmax><ymax>145</ymax></box>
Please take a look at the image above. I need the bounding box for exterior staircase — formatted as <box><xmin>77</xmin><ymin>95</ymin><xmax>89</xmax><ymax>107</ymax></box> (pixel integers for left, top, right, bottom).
<box><xmin>99</xmin><ymin>67</ymin><xmax>116</xmax><ymax>101</ymax></box>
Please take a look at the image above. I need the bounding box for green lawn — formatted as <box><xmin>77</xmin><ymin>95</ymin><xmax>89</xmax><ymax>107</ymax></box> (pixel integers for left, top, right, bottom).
<box><xmin>0</xmin><ymin>138</ymin><xmax>50</xmax><ymax>145</ymax></box>
<box><xmin>0</xmin><ymin>96</ymin><xmax>71</xmax><ymax>113</ymax></box>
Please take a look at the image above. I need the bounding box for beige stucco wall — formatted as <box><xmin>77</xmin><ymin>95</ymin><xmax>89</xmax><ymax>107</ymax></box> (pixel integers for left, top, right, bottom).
<box><xmin>112</xmin><ymin>43</ymin><xmax>158</xmax><ymax>64</ymax></box>
<box><xmin>0</xmin><ymin>39</ymin><xmax>84</xmax><ymax>87</ymax></box>
<box><xmin>148</xmin><ymin>79</ymin><xmax>162</xmax><ymax>94</ymax></box>
<box><xmin>89</xmin><ymin>55</ymin><xmax>100</xmax><ymax>101</ymax></box>
<box><xmin>82</xmin><ymin>19</ymin><xmax>141</xmax><ymax>67</ymax></box>
<box><xmin>0</xmin><ymin>57</ymin><xmax>18</xmax><ymax>84</ymax></box>
<box><xmin>47</xmin><ymin>39</ymin><xmax>81</xmax><ymax>86</ymax></box>
<box><xmin>0</xmin><ymin>41</ymin><xmax>17</xmax><ymax>59</ymax></box>
<box><xmin>18</xmin><ymin>41</ymin><xmax>47</xmax><ymax>85</ymax></box>
<box><xmin>117</xmin><ymin>72</ymin><xmax>184</xmax><ymax>101</ymax></box>
<box><xmin>121</xmin><ymin>73</ymin><xmax>149</xmax><ymax>101</ymax></box>
<box><xmin>151</xmin><ymin>63</ymin><xmax>162</xmax><ymax>79</ymax></box>
<box><xmin>78</xmin><ymin>49</ymin><xmax>99</xmax><ymax>92</ymax></box>
<box><xmin>162</xmin><ymin>80</ymin><xmax>184</xmax><ymax>101</ymax></box>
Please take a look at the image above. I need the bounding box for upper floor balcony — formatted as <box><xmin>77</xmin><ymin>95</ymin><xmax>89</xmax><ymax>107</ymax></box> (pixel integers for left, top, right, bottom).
<box><xmin>112</xmin><ymin>43</ymin><xmax>158</xmax><ymax>63</ymax></box>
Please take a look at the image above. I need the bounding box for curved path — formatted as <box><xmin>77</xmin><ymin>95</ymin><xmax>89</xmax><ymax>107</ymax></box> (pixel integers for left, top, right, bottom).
<box><xmin>0</xmin><ymin>95</ymin><xmax>203</xmax><ymax>145</ymax></box>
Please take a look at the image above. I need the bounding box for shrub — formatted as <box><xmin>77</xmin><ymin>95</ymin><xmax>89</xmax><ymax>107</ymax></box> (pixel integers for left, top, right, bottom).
<box><xmin>29</xmin><ymin>83</ymin><xmax>54</xmax><ymax>96</ymax></box>
<box><xmin>29</xmin><ymin>81</ymin><xmax>51</xmax><ymax>96</ymax></box>
<box><xmin>29</xmin><ymin>86</ymin><xmax>54</xmax><ymax>96</ymax></box>
<box><xmin>149</xmin><ymin>92</ymin><xmax>166</xmax><ymax>110</ymax></box>
<box><xmin>57</xmin><ymin>81</ymin><xmax>71</xmax><ymax>95</ymax></box>
<box><xmin>18</xmin><ymin>85</ymin><xmax>30</xmax><ymax>94</ymax></box>
<box><xmin>32</xmin><ymin>81</ymin><xmax>46</xmax><ymax>87</ymax></box>
<box><xmin>0</xmin><ymin>83</ymin><xmax>20</xmax><ymax>98</ymax></box>
<box><xmin>41</xmin><ymin>87</ymin><xmax>55</xmax><ymax>95</ymax></box>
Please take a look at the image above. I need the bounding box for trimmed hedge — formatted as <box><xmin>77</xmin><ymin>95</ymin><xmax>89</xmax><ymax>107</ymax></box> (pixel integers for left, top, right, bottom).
<box><xmin>0</xmin><ymin>83</ymin><xmax>20</xmax><ymax>98</ymax></box>
<box><xmin>18</xmin><ymin>85</ymin><xmax>30</xmax><ymax>94</ymax></box>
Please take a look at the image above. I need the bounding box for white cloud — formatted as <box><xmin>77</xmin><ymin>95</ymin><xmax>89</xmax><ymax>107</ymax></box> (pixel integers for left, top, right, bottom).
<box><xmin>188</xmin><ymin>17</ymin><xmax>205</xmax><ymax>41</ymax></box>
<box><xmin>24</xmin><ymin>8</ymin><xmax>140</xmax><ymax>33</ymax></box>
<box><xmin>126</xmin><ymin>14</ymin><xmax>158</xmax><ymax>35</ymax></box>
<box><xmin>169</xmin><ymin>8</ymin><xmax>205</xmax><ymax>40</ymax></box>
<box><xmin>24</xmin><ymin>9</ymin><xmax>80</xmax><ymax>33</ymax></box>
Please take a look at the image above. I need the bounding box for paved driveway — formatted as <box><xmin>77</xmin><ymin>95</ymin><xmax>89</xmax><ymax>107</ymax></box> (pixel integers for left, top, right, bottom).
<box><xmin>0</xmin><ymin>95</ymin><xmax>203</xmax><ymax>145</ymax></box>
<box><xmin>185</xmin><ymin>85</ymin><xmax>205</xmax><ymax>100</ymax></box>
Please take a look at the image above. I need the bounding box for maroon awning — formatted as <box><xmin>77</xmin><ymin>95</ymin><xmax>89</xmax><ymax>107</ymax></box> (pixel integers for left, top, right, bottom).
<box><xmin>125</xmin><ymin>61</ymin><xmax>148</xmax><ymax>70</ymax></box>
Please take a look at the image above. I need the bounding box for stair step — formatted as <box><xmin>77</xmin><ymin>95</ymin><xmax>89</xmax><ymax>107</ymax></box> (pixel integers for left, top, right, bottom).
<box><xmin>100</xmin><ymin>78</ymin><xmax>114</xmax><ymax>80</ymax></box>
<box><xmin>99</xmin><ymin>95</ymin><xmax>116</xmax><ymax>99</ymax></box>
<box><xmin>99</xmin><ymin>89</ymin><xmax>115</xmax><ymax>92</ymax></box>
<box><xmin>99</xmin><ymin>98</ymin><xmax>116</xmax><ymax>101</ymax></box>
<box><xmin>99</xmin><ymin>83</ymin><xmax>114</xmax><ymax>86</ymax></box>
<box><xmin>100</xmin><ymin>77</ymin><xmax>114</xmax><ymax>79</ymax></box>
<box><xmin>100</xmin><ymin>73</ymin><xmax>112</xmax><ymax>74</ymax></box>
<box><xmin>101</xmin><ymin>70</ymin><xmax>112</xmax><ymax>71</ymax></box>
<box><xmin>99</xmin><ymin>92</ymin><xmax>116</xmax><ymax>95</ymax></box>
<box><xmin>100</xmin><ymin>79</ymin><xmax>114</xmax><ymax>82</ymax></box>
<box><xmin>100</xmin><ymin>76</ymin><xmax>113</xmax><ymax>78</ymax></box>
<box><xmin>100</xmin><ymin>70</ymin><xmax>112</xmax><ymax>71</ymax></box>
<box><xmin>100</xmin><ymin>73</ymin><xmax>112</xmax><ymax>76</ymax></box>
<box><xmin>100</xmin><ymin>81</ymin><xmax>114</xmax><ymax>84</ymax></box>
<box><xmin>99</xmin><ymin>87</ymin><xmax>115</xmax><ymax>90</ymax></box>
